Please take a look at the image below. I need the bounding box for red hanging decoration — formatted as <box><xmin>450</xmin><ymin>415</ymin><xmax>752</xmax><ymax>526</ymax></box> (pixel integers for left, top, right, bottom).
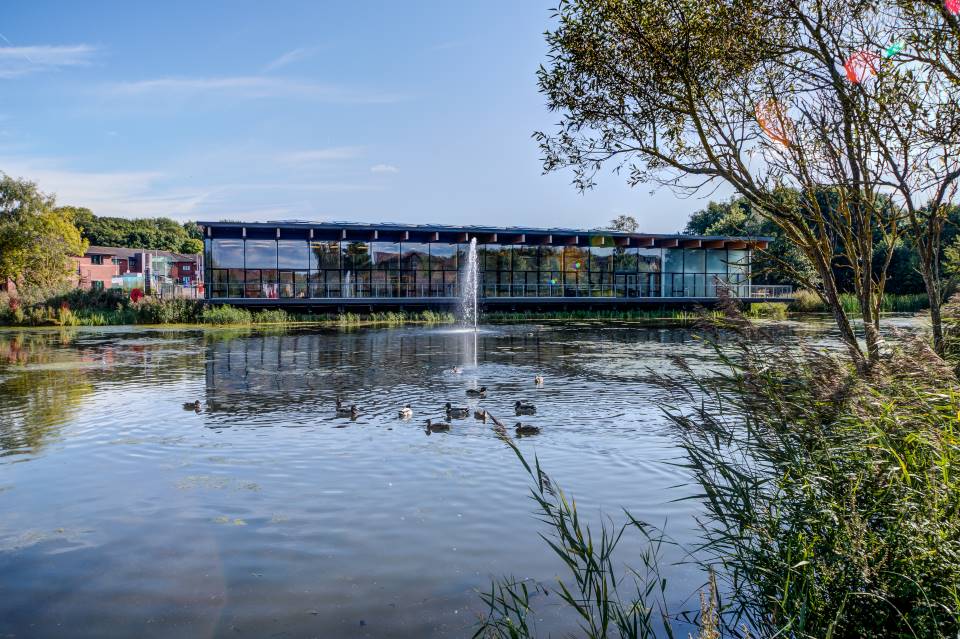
<box><xmin>947</xmin><ymin>0</ymin><xmax>960</xmax><ymax>15</ymax></box>
<box><xmin>755</xmin><ymin>100</ymin><xmax>792</xmax><ymax>146</ymax></box>
<box><xmin>844</xmin><ymin>51</ymin><xmax>879</xmax><ymax>84</ymax></box>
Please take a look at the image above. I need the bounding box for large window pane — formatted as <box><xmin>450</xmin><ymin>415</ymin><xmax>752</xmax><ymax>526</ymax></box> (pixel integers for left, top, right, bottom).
<box><xmin>563</xmin><ymin>247</ymin><xmax>588</xmax><ymax>272</ymax></box>
<box><xmin>245</xmin><ymin>240</ymin><xmax>278</xmax><ymax>269</ymax></box>
<box><xmin>278</xmin><ymin>240</ymin><xmax>309</xmax><ymax>269</ymax></box>
<box><xmin>614</xmin><ymin>247</ymin><xmax>638</xmax><ymax>272</ymax></box>
<box><xmin>590</xmin><ymin>247</ymin><xmax>614</xmax><ymax>273</ymax></box>
<box><xmin>430</xmin><ymin>243</ymin><xmax>458</xmax><ymax>271</ymax></box>
<box><xmin>684</xmin><ymin>249</ymin><xmax>706</xmax><ymax>274</ymax></box>
<box><xmin>706</xmin><ymin>249</ymin><xmax>727</xmax><ymax>273</ymax></box>
<box><xmin>211</xmin><ymin>239</ymin><xmax>244</xmax><ymax>268</ymax></box>
<box><xmin>311</xmin><ymin>241</ymin><xmax>341</xmax><ymax>270</ymax></box>
<box><xmin>663</xmin><ymin>248</ymin><xmax>684</xmax><ymax>273</ymax></box>
<box><xmin>638</xmin><ymin>248</ymin><xmax>661</xmax><ymax>272</ymax></box>
<box><xmin>343</xmin><ymin>242</ymin><xmax>371</xmax><ymax>271</ymax></box>
<box><xmin>513</xmin><ymin>246</ymin><xmax>538</xmax><ymax>271</ymax></box>
<box><xmin>372</xmin><ymin>242</ymin><xmax>400</xmax><ymax>270</ymax></box>
<box><xmin>541</xmin><ymin>246</ymin><xmax>563</xmax><ymax>272</ymax></box>
<box><xmin>400</xmin><ymin>243</ymin><xmax>430</xmax><ymax>273</ymax></box>
<box><xmin>728</xmin><ymin>250</ymin><xmax>749</xmax><ymax>275</ymax></box>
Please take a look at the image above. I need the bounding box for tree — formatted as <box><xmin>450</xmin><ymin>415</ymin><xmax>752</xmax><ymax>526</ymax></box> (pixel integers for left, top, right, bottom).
<box><xmin>608</xmin><ymin>214</ymin><xmax>639</xmax><ymax>232</ymax></box>
<box><xmin>0</xmin><ymin>174</ymin><xmax>87</xmax><ymax>298</ymax></box>
<box><xmin>534</xmin><ymin>0</ymin><xmax>959</xmax><ymax>368</ymax></box>
<box><xmin>685</xmin><ymin>197</ymin><xmax>815</xmax><ymax>287</ymax></box>
<box><xmin>76</xmin><ymin>213</ymin><xmax>205</xmax><ymax>254</ymax></box>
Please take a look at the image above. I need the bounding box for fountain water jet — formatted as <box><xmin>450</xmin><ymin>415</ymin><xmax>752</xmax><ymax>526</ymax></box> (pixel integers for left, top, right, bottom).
<box><xmin>459</xmin><ymin>238</ymin><xmax>479</xmax><ymax>331</ymax></box>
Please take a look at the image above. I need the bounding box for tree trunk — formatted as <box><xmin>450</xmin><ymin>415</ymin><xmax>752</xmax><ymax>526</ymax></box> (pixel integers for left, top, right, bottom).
<box><xmin>820</xmin><ymin>273</ymin><xmax>867</xmax><ymax>369</ymax></box>
<box><xmin>921</xmin><ymin>268</ymin><xmax>945</xmax><ymax>356</ymax></box>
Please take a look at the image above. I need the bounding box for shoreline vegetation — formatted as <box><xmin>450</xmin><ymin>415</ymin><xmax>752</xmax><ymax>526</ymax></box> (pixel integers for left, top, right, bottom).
<box><xmin>0</xmin><ymin>289</ymin><xmax>930</xmax><ymax>328</ymax></box>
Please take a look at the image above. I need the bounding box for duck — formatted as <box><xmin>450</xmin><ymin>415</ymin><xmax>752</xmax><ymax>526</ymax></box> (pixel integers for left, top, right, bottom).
<box><xmin>515</xmin><ymin>422</ymin><xmax>541</xmax><ymax>436</ymax></box>
<box><xmin>534</xmin><ymin>375</ymin><xmax>544</xmax><ymax>386</ymax></box>
<box><xmin>337</xmin><ymin>404</ymin><xmax>360</xmax><ymax>419</ymax></box>
<box><xmin>466</xmin><ymin>386</ymin><xmax>487</xmax><ymax>398</ymax></box>
<box><xmin>451</xmin><ymin>366</ymin><xmax>463</xmax><ymax>375</ymax></box>
<box><xmin>425</xmin><ymin>418</ymin><xmax>451</xmax><ymax>432</ymax></box>
<box><xmin>515</xmin><ymin>400</ymin><xmax>537</xmax><ymax>415</ymax></box>
<box><xmin>398</xmin><ymin>404</ymin><xmax>413</xmax><ymax>419</ymax></box>
<box><xmin>474</xmin><ymin>408</ymin><xmax>488</xmax><ymax>422</ymax></box>
<box><xmin>445</xmin><ymin>402</ymin><xmax>470</xmax><ymax>419</ymax></box>
<box><xmin>183</xmin><ymin>400</ymin><xmax>201</xmax><ymax>412</ymax></box>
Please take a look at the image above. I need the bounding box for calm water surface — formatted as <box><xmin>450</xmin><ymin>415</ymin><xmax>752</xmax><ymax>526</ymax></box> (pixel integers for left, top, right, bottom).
<box><xmin>0</xmin><ymin>319</ymin><xmax>902</xmax><ymax>637</ymax></box>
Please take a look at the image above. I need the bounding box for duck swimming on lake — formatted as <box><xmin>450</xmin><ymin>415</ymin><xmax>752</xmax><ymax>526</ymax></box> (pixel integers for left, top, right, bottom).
<box><xmin>183</xmin><ymin>400</ymin><xmax>201</xmax><ymax>412</ymax></box>
<box><xmin>515</xmin><ymin>400</ymin><xmax>537</xmax><ymax>415</ymax></box>
<box><xmin>474</xmin><ymin>408</ymin><xmax>488</xmax><ymax>422</ymax></box>
<box><xmin>466</xmin><ymin>386</ymin><xmax>487</xmax><ymax>398</ymax></box>
<box><xmin>534</xmin><ymin>375</ymin><xmax>544</xmax><ymax>386</ymax></box>
<box><xmin>515</xmin><ymin>423</ymin><xmax>541</xmax><ymax>436</ymax></box>
<box><xmin>451</xmin><ymin>366</ymin><xmax>463</xmax><ymax>375</ymax></box>
<box><xmin>425</xmin><ymin>418</ymin><xmax>451</xmax><ymax>433</ymax></box>
<box><xmin>398</xmin><ymin>404</ymin><xmax>413</xmax><ymax>419</ymax></box>
<box><xmin>337</xmin><ymin>403</ymin><xmax>360</xmax><ymax>419</ymax></box>
<box><xmin>445</xmin><ymin>402</ymin><xmax>469</xmax><ymax>418</ymax></box>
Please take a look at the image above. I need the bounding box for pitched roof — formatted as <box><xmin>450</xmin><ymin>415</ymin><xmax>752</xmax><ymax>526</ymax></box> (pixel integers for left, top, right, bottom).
<box><xmin>84</xmin><ymin>245</ymin><xmax>198</xmax><ymax>262</ymax></box>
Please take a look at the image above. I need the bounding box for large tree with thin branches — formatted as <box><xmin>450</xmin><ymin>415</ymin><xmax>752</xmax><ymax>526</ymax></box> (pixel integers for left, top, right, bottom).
<box><xmin>536</xmin><ymin>0</ymin><xmax>960</xmax><ymax>366</ymax></box>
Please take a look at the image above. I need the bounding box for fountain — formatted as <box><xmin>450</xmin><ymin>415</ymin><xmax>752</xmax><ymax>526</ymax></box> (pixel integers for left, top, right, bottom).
<box><xmin>459</xmin><ymin>238</ymin><xmax>479</xmax><ymax>331</ymax></box>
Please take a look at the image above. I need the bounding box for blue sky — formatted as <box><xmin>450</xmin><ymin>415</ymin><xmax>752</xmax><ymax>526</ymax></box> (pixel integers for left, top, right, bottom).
<box><xmin>1</xmin><ymin>1</ymin><xmax>725</xmax><ymax>231</ymax></box>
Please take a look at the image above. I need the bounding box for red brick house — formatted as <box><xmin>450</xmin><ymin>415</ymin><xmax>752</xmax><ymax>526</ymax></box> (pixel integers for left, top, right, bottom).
<box><xmin>73</xmin><ymin>246</ymin><xmax>202</xmax><ymax>291</ymax></box>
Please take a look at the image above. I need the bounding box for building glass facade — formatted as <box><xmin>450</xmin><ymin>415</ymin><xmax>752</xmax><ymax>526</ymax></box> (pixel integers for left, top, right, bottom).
<box><xmin>204</xmin><ymin>226</ymin><xmax>757</xmax><ymax>301</ymax></box>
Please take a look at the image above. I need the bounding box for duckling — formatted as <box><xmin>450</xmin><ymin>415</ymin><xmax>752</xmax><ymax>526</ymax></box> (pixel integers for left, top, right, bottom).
<box><xmin>515</xmin><ymin>400</ymin><xmax>537</xmax><ymax>415</ymax></box>
<box><xmin>515</xmin><ymin>422</ymin><xmax>541</xmax><ymax>436</ymax></box>
<box><xmin>445</xmin><ymin>402</ymin><xmax>470</xmax><ymax>419</ymax></box>
<box><xmin>425</xmin><ymin>418</ymin><xmax>451</xmax><ymax>432</ymax></box>
<box><xmin>474</xmin><ymin>408</ymin><xmax>488</xmax><ymax>422</ymax></box>
<box><xmin>337</xmin><ymin>404</ymin><xmax>360</xmax><ymax>419</ymax></box>
<box><xmin>534</xmin><ymin>375</ymin><xmax>544</xmax><ymax>386</ymax></box>
<box><xmin>183</xmin><ymin>400</ymin><xmax>201</xmax><ymax>412</ymax></box>
<box><xmin>466</xmin><ymin>386</ymin><xmax>487</xmax><ymax>398</ymax></box>
<box><xmin>398</xmin><ymin>404</ymin><xmax>413</xmax><ymax>419</ymax></box>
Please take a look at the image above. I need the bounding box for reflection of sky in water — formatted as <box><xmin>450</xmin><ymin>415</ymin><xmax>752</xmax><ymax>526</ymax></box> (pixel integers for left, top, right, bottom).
<box><xmin>0</xmin><ymin>318</ymin><xmax>924</xmax><ymax>637</ymax></box>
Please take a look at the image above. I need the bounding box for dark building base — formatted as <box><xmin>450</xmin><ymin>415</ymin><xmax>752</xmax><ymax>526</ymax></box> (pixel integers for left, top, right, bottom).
<box><xmin>205</xmin><ymin>296</ymin><xmax>792</xmax><ymax>313</ymax></box>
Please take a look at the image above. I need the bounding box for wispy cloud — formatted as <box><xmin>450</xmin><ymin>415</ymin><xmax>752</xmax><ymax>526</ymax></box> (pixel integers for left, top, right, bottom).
<box><xmin>370</xmin><ymin>163</ymin><xmax>399</xmax><ymax>174</ymax></box>
<box><xmin>0</xmin><ymin>44</ymin><xmax>96</xmax><ymax>79</ymax></box>
<box><xmin>262</xmin><ymin>47</ymin><xmax>317</xmax><ymax>73</ymax></box>
<box><xmin>277</xmin><ymin>147</ymin><xmax>365</xmax><ymax>165</ymax></box>
<box><xmin>103</xmin><ymin>76</ymin><xmax>405</xmax><ymax>104</ymax></box>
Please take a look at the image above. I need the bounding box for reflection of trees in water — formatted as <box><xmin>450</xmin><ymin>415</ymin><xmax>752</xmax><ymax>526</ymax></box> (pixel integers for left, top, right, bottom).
<box><xmin>203</xmin><ymin>324</ymin><xmax>808</xmax><ymax>416</ymax></box>
<box><xmin>0</xmin><ymin>332</ymin><xmax>94</xmax><ymax>454</ymax></box>
<box><xmin>0</xmin><ymin>329</ymin><xmax>208</xmax><ymax>454</ymax></box>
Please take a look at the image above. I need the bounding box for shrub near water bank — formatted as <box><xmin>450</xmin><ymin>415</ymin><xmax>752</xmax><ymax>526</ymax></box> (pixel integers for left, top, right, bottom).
<box><xmin>788</xmin><ymin>290</ymin><xmax>929</xmax><ymax>314</ymax></box>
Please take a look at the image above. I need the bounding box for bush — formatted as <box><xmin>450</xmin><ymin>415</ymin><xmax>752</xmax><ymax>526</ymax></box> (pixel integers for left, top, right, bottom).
<box><xmin>201</xmin><ymin>305</ymin><xmax>253</xmax><ymax>325</ymax></box>
<box><xmin>252</xmin><ymin>309</ymin><xmax>289</xmax><ymax>324</ymax></box>
<box><xmin>747</xmin><ymin>301</ymin><xmax>787</xmax><ymax>319</ymax></box>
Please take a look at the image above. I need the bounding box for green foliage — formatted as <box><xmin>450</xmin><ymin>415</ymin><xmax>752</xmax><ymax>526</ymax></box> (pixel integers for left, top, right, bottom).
<box><xmin>483</xmin><ymin>308</ymin><xmax>720</xmax><ymax>323</ymax></box>
<box><xmin>0</xmin><ymin>174</ymin><xmax>87</xmax><ymax>294</ymax></box>
<box><xmin>201</xmin><ymin>305</ymin><xmax>253</xmax><ymax>325</ymax></box>
<box><xmin>789</xmin><ymin>291</ymin><xmax>929</xmax><ymax>314</ymax></box>
<box><xmin>73</xmin><ymin>208</ymin><xmax>203</xmax><ymax>254</ymax></box>
<box><xmin>746</xmin><ymin>302</ymin><xmax>787</xmax><ymax>319</ymax></box>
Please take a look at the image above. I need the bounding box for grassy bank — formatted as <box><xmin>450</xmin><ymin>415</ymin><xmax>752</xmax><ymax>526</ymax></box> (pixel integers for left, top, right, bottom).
<box><xmin>0</xmin><ymin>290</ymin><xmax>455</xmax><ymax>328</ymax></box>
<box><xmin>483</xmin><ymin>308</ymin><xmax>723</xmax><ymax>323</ymax></box>
<box><xmin>789</xmin><ymin>289</ymin><xmax>929</xmax><ymax>314</ymax></box>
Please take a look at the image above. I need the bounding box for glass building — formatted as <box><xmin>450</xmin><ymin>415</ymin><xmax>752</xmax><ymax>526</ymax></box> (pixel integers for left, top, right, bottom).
<box><xmin>199</xmin><ymin>221</ymin><xmax>782</xmax><ymax>306</ymax></box>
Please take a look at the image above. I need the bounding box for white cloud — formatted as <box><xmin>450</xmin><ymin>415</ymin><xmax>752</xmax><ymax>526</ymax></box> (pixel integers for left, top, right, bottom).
<box><xmin>370</xmin><ymin>163</ymin><xmax>399</xmax><ymax>174</ymax></box>
<box><xmin>103</xmin><ymin>76</ymin><xmax>405</xmax><ymax>104</ymax></box>
<box><xmin>262</xmin><ymin>47</ymin><xmax>317</xmax><ymax>73</ymax></box>
<box><xmin>0</xmin><ymin>44</ymin><xmax>96</xmax><ymax>79</ymax></box>
<box><xmin>277</xmin><ymin>147</ymin><xmax>365</xmax><ymax>165</ymax></box>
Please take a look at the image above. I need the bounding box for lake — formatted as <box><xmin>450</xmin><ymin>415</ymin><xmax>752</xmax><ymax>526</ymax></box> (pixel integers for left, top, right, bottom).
<box><xmin>0</xmin><ymin>319</ymin><xmax>906</xmax><ymax>637</ymax></box>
